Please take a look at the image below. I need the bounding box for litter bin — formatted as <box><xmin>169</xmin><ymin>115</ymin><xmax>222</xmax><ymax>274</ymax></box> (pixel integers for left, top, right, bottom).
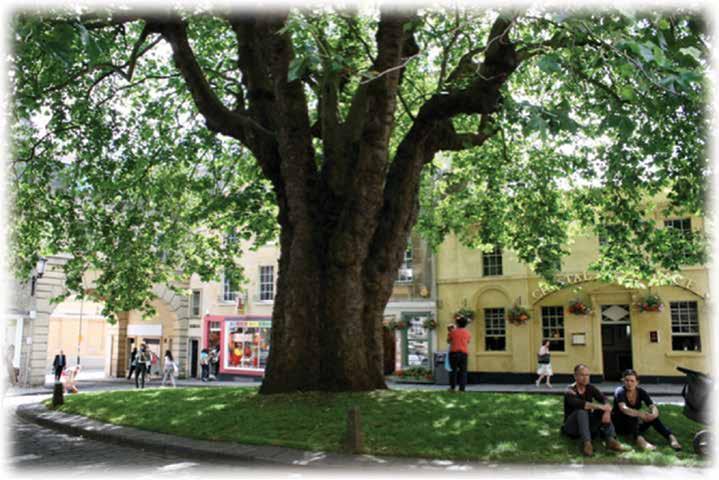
<box><xmin>434</xmin><ymin>352</ymin><xmax>449</xmax><ymax>385</ymax></box>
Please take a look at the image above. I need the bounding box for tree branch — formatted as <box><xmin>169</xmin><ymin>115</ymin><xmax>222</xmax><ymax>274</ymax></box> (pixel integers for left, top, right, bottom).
<box><xmin>86</xmin><ymin>34</ymin><xmax>162</xmax><ymax>96</ymax></box>
<box><xmin>149</xmin><ymin>17</ymin><xmax>274</xmax><ymax>142</ymax></box>
<box><xmin>567</xmin><ymin>63</ymin><xmax>626</xmax><ymax>105</ymax></box>
<box><xmin>435</xmin><ymin>118</ymin><xmax>498</xmax><ymax>152</ymax></box>
<box><xmin>436</xmin><ymin>10</ymin><xmax>463</xmax><ymax>90</ymax></box>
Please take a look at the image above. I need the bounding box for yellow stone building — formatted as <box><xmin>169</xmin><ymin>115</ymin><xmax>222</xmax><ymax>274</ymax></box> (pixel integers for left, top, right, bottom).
<box><xmin>436</xmin><ymin>208</ymin><xmax>710</xmax><ymax>382</ymax></box>
<box><xmin>47</xmin><ymin>297</ymin><xmax>108</xmax><ymax>371</ymax></box>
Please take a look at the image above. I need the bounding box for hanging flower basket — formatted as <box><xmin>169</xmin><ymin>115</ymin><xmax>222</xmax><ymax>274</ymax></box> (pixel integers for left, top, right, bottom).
<box><xmin>453</xmin><ymin>308</ymin><xmax>475</xmax><ymax>323</ymax></box>
<box><xmin>636</xmin><ymin>294</ymin><xmax>664</xmax><ymax>313</ymax></box>
<box><xmin>423</xmin><ymin>318</ymin><xmax>438</xmax><ymax>330</ymax></box>
<box><xmin>507</xmin><ymin>305</ymin><xmax>531</xmax><ymax>325</ymax></box>
<box><xmin>383</xmin><ymin>319</ymin><xmax>407</xmax><ymax>331</ymax></box>
<box><xmin>568</xmin><ymin>299</ymin><xmax>592</xmax><ymax>315</ymax></box>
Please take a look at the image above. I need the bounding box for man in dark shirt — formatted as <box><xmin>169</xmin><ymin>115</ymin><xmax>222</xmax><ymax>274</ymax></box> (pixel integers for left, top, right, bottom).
<box><xmin>562</xmin><ymin>364</ymin><xmax>625</xmax><ymax>456</ymax></box>
<box><xmin>52</xmin><ymin>350</ymin><xmax>66</xmax><ymax>382</ymax></box>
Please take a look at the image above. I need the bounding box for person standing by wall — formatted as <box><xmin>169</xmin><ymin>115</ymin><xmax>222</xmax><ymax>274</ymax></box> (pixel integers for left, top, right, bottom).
<box><xmin>134</xmin><ymin>343</ymin><xmax>149</xmax><ymax>389</ymax></box>
<box><xmin>447</xmin><ymin>316</ymin><xmax>471</xmax><ymax>392</ymax></box>
<box><xmin>211</xmin><ymin>345</ymin><xmax>220</xmax><ymax>379</ymax></box>
<box><xmin>535</xmin><ymin>340</ymin><xmax>553</xmax><ymax>388</ymax></box>
<box><xmin>161</xmin><ymin>350</ymin><xmax>178</xmax><ymax>388</ymax></box>
<box><xmin>52</xmin><ymin>349</ymin><xmax>66</xmax><ymax>382</ymax></box>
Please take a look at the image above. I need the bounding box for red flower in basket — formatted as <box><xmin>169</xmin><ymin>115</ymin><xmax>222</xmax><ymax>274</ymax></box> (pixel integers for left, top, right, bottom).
<box><xmin>569</xmin><ymin>299</ymin><xmax>592</xmax><ymax>315</ymax></box>
<box><xmin>637</xmin><ymin>294</ymin><xmax>664</xmax><ymax>313</ymax></box>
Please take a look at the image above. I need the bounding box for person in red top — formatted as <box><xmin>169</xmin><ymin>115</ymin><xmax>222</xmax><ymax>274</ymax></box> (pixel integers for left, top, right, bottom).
<box><xmin>447</xmin><ymin>316</ymin><xmax>471</xmax><ymax>392</ymax></box>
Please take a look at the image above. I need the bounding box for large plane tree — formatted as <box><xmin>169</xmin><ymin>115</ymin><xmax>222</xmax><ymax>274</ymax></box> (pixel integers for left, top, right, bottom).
<box><xmin>10</xmin><ymin>7</ymin><xmax>708</xmax><ymax>393</ymax></box>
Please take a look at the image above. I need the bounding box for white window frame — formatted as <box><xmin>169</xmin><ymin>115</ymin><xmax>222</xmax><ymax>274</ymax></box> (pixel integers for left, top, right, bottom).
<box><xmin>259</xmin><ymin>265</ymin><xmax>274</xmax><ymax>302</ymax></box>
<box><xmin>541</xmin><ymin>305</ymin><xmax>565</xmax><ymax>351</ymax></box>
<box><xmin>482</xmin><ymin>246</ymin><xmax>503</xmax><ymax>276</ymax></box>
<box><xmin>396</xmin><ymin>247</ymin><xmax>414</xmax><ymax>283</ymax></box>
<box><xmin>664</xmin><ymin>218</ymin><xmax>692</xmax><ymax>235</ymax></box>
<box><xmin>670</xmin><ymin>301</ymin><xmax>701</xmax><ymax>351</ymax></box>
<box><xmin>484</xmin><ymin>308</ymin><xmax>506</xmax><ymax>351</ymax></box>
<box><xmin>191</xmin><ymin>290</ymin><xmax>201</xmax><ymax>317</ymax></box>
<box><xmin>223</xmin><ymin>275</ymin><xmax>238</xmax><ymax>302</ymax></box>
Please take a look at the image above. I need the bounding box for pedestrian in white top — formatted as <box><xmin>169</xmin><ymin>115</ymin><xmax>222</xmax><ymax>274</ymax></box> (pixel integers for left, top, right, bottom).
<box><xmin>535</xmin><ymin>339</ymin><xmax>553</xmax><ymax>387</ymax></box>
<box><xmin>161</xmin><ymin>350</ymin><xmax>178</xmax><ymax>387</ymax></box>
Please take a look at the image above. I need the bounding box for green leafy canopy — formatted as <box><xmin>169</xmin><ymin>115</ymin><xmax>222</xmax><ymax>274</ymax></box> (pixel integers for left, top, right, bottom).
<box><xmin>8</xmin><ymin>7</ymin><xmax>710</xmax><ymax>320</ymax></box>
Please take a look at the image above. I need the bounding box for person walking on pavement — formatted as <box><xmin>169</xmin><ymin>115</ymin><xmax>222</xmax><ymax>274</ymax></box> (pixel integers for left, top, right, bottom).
<box><xmin>562</xmin><ymin>364</ymin><xmax>625</xmax><ymax>457</ymax></box>
<box><xmin>535</xmin><ymin>340</ymin><xmax>553</xmax><ymax>388</ymax></box>
<box><xmin>447</xmin><ymin>316</ymin><xmax>471</xmax><ymax>392</ymax></box>
<box><xmin>134</xmin><ymin>343</ymin><xmax>149</xmax><ymax>389</ymax></box>
<box><xmin>127</xmin><ymin>346</ymin><xmax>137</xmax><ymax>380</ymax></box>
<box><xmin>146</xmin><ymin>350</ymin><xmax>158</xmax><ymax>380</ymax></box>
<box><xmin>161</xmin><ymin>350</ymin><xmax>178</xmax><ymax>388</ymax></box>
<box><xmin>200</xmin><ymin>348</ymin><xmax>210</xmax><ymax>382</ymax></box>
<box><xmin>52</xmin><ymin>349</ymin><xmax>67</xmax><ymax>382</ymax></box>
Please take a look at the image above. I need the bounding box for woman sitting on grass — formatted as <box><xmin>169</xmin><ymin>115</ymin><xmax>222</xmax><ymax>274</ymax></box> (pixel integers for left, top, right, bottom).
<box><xmin>63</xmin><ymin>365</ymin><xmax>81</xmax><ymax>394</ymax></box>
<box><xmin>611</xmin><ymin>368</ymin><xmax>682</xmax><ymax>451</ymax></box>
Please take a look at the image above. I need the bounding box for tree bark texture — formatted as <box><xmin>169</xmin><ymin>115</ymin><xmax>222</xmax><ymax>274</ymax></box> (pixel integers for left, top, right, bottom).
<box><xmin>152</xmin><ymin>11</ymin><xmax>519</xmax><ymax>393</ymax></box>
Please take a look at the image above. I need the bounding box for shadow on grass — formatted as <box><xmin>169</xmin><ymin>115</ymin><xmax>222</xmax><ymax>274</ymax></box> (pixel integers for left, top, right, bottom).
<box><xmin>54</xmin><ymin>388</ymin><xmax>707</xmax><ymax>466</ymax></box>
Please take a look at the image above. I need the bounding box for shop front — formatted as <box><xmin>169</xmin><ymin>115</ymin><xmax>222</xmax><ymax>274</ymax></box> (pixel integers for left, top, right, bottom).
<box><xmin>383</xmin><ymin>301</ymin><xmax>437</xmax><ymax>376</ymax></box>
<box><xmin>203</xmin><ymin>315</ymin><xmax>271</xmax><ymax>378</ymax></box>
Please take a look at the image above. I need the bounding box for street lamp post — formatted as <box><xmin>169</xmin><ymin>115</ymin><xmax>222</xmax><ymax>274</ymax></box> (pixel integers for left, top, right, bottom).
<box><xmin>30</xmin><ymin>257</ymin><xmax>47</xmax><ymax>296</ymax></box>
<box><xmin>76</xmin><ymin>293</ymin><xmax>84</xmax><ymax>367</ymax></box>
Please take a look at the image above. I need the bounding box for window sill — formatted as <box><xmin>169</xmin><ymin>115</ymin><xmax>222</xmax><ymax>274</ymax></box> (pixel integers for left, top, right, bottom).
<box><xmin>254</xmin><ymin>301</ymin><xmax>274</xmax><ymax>305</ymax></box>
<box><xmin>665</xmin><ymin>351</ymin><xmax>704</xmax><ymax>357</ymax></box>
<box><xmin>475</xmin><ymin>351</ymin><xmax>513</xmax><ymax>356</ymax></box>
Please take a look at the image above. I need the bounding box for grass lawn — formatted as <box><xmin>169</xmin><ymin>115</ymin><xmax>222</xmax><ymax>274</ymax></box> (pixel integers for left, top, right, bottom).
<box><xmin>51</xmin><ymin>388</ymin><xmax>706</xmax><ymax>466</ymax></box>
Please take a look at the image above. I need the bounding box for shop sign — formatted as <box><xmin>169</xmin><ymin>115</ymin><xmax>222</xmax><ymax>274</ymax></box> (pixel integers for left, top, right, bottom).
<box><xmin>532</xmin><ymin>272</ymin><xmax>596</xmax><ymax>299</ymax></box>
<box><xmin>227</xmin><ymin>320</ymin><xmax>272</xmax><ymax>329</ymax></box>
<box><xmin>532</xmin><ymin>271</ymin><xmax>705</xmax><ymax>301</ymax></box>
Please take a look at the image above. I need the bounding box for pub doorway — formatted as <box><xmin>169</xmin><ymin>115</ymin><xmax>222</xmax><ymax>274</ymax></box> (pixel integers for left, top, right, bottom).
<box><xmin>601</xmin><ymin>304</ymin><xmax>633</xmax><ymax>381</ymax></box>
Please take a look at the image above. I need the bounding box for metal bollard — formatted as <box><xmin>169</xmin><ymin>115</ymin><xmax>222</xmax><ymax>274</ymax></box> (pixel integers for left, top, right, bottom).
<box><xmin>52</xmin><ymin>381</ymin><xmax>64</xmax><ymax>408</ymax></box>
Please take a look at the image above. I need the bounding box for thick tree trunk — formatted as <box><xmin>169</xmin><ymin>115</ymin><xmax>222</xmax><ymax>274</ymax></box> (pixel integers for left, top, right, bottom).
<box><xmin>259</xmin><ymin>206</ymin><xmax>400</xmax><ymax>393</ymax></box>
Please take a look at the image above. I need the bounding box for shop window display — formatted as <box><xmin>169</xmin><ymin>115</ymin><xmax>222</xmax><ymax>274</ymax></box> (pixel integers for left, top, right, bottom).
<box><xmin>404</xmin><ymin>314</ymin><xmax>431</xmax><ymax>368</ymax></box>
<box><xmin>208</xmin><ymin>321</ymin><xmax>221</xmax><ymax>351</ymax></box>
<box><xmin>225</xmin><ymin>320</ymin><xmax>271</xmax><ymax>371</ymax></box>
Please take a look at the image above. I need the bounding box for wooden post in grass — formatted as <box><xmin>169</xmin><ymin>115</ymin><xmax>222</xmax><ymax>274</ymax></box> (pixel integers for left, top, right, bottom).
<box><xmin>52</xmin><ymin>381</ymin><xmax>64</xmax><ymax>408</ymax></box>
<box><xmin>343</xmin><ymin>406</ymin><xmax>363</xmax><ymax>454</ymax></box>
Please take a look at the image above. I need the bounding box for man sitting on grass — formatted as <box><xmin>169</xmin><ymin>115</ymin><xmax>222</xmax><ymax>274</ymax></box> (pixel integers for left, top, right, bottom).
<box><xmin>562</xmin><ymin>364</ymin><xmax>626</xmax><ymax>457</ymax></box>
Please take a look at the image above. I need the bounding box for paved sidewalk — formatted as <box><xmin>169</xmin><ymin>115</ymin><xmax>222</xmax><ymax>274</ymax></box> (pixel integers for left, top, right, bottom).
<box><xmin>13</xmin><ymin>402</ymin><xmax>709</xmax><ymax>476</ymax></box>
<box><xmin>6</xmin><ymin>376</ymin><xmax>685</xmax><ymax>397</ymax></box>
